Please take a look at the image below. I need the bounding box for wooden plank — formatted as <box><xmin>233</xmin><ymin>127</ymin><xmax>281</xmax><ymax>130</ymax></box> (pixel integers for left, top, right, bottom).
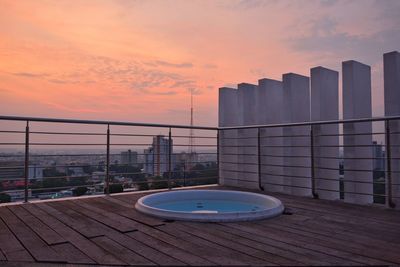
<box><xmin>36</xmin><ymin>200</ymin><xmax>185</xmax><ymax>265</ymax></box>
<box><xmin>50</xmin><ymin>242</ymin><xmax>95</xmax><ymax>264</ymax></box>
<box><xmin>139</xmin><ymin>223</ymin><xmax>245</xmax><ymax>266</ymax></box>
<box><xmin>180</xmin><ymin>221</ymin><xmax>300</xmax><ymax>266</ymax></box>
<box><xmin>223</xmin><ymin>222</ymin><xmax>357</xmax><ymax>266</ymax></box>
<box><xmin>0</xmin><ymin>213</ymin><xmax>34</xmax><ymax>262</ymax></box>
<box><xmin>193</xmin><ymin>221</ymin><xmax>326</xmax><ymax>265</ymax></box>
<box><xmin>22</xmin><ymin>204</ymin><xmax>124</xmax><ymax>265</ymax></box>
<box><xmin>0</xmin><ymin>207</ymin><xmax>63</xmax><ymax>263</ymax></box>
<box><xmin>248</xmin><ymin>220</ymin><xmax>391</xmax><ymax>266</ymax></box>
<box><xmin>286</xmin><ymin>204</ymin><xmax>400</xmax><ymax>243</ymax></box>
<box><xmin>104</xmin><ymin>230</ymin><xmax>186</xmax><ymax>266</ymax></box>
<box><xmin>89</xmin><ymin>197</ymin><xmax>164</xmax><ymax>226</ymax></box>
<box><xmin>0</xmin><ymin>250</ymin><xmax>5</xmax><ymax>261</ymax></box>
<box><xmin>91</xmin><ymin>236</ymin><xmax>155</xmax><ymax>266</ymax></box>
<box><xmin>159</xmin><ymin>223</ymin><xmax>272</xmax><ymax>266</ymax></box>
<box><xmin>215</xmin><ymin>224</ymin><xmax>337</xmax><ymax>265</ymax></box>
<box><xmin>282</xmin><ymin>196</ymin><xmax>400</xmax><ymax>227</ymax></box>
<box><xmin>37</xmin><ymin>202</ymin><xmax>104</xmax><ymax>238</ymax></box>
<box><xmin>64</xmin><ymin>200</ymin><xmax>138</xmax><ymax>232</ymax></box>
<box><xmin>127</xmin><ymin>231</ymin><xmax>215</xmax><ymax>266</ymax></box>
<box><xmin>173</xmin><ymin>222</ymin><xmax>274</xmax><ymax>266</ymax></box>
<box><xmin>273</xmin><ymin>213</ymin><xmax>400</xmax><ymax>262</ymax></box>
<box><xmin>10</xmin><ymin>205</ymin><xmax>66</xmax><ymax>245</ymax></box>
<box><xmin>260</xmin><ymin>219</ymin><xmax>396</xmax><ymax>265</ymax></box>
<box><xmin>112</xmin><ymin>192</ymin><xmax>148</xmax><ymax>203</ymax></box>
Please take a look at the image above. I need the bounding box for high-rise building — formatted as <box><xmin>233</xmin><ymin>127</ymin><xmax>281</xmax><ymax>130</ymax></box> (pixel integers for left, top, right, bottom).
<box><xmin>144</xmin><ymin>135</ymin><xmax>173</xmax><ymax>177</ymax></box>
<box><xmin>120</xmin><ymin>149</ymin><xmax>138</xmax><ymax>166</ymax></box>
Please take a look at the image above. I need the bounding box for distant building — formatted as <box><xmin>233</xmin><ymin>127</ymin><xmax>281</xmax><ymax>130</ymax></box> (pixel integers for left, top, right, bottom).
<box><xmin>0</xmin><ymin>161</ymin><xmax>43</xmax><ymax>181</ymax></box>
<box><xmin>28</xmin><ymin>164</ymin><xmax>43</xmax><ymax>181</ymax></box>
<box><xmin>92</xmin><ymin>171</ymin><xmax>106</xmax><ymax>183</ymax></box>
<box><xmin>174</xmin><ymin>151</ymin><xmax>199</xmax><ymax>170</ymax></box>
<box><xmin>144</xmin><ymin>135</ymin><xmax>173</xmax><ymax>177</ymax></box>
<box><xmin>120</xmin><ymin>150</ymin><xmax>138</xmax><ymax>166</ymax></box>
<box><xmin>0</xmin><ymin>161</ymin><xmax>24</xmax><ymax>181</ymax></box>
<box><xmin>144</xmin><ymin>147</ymin><xmax>154</xmax><ymax>175</ymax></box>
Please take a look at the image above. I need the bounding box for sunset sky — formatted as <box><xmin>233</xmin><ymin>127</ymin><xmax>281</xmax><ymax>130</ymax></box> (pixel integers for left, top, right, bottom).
<box><xmin>1</xmin><ymin>0</ymin><xmax>399</xmax><ymax>127</ymax></box>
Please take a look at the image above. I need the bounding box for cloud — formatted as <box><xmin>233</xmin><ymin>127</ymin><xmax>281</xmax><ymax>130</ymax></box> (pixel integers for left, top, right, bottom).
<box><xmin>154</xmin><ymin>60</ymin><xmax>193</xmax><ymax>68</ymax></box>
<box><xmin>224</xmin><ymin>0</ymin><xmax>273</xmax><ymax>10</ymax></box>
<box><xmin>319</xmin><ymin>0</ymin><xmax>338</xmax><ymax>7</ymax></box>
<box><xmin>12</xmin><ymin>72</ymin><xmax>49</xmax><ymax>78</ymax></box>
<box><xmin>44</xmin><ymin>101</ymin><xmax>100</xmax><ymax>113</ymax></box>
<box><xmin>48</xmin><ymin>79</ymin><xmax>80</xmax><ymax>84</ymax></box>
<box><xmin>169</xmin><ymin>80</ymin><xmax>195</xmax><ymax>88</ymax></box>
<box><xmin>187</xmin><ymin>88</ymin><xmax>202</xmax><ymax>95</ymax></box>
<box><xmin>203</xmin><ymin>64</ymin><xmax>218</xmax><ymax>69</ymax></box>
<box><xmin>139</xmin><ymin>88</ymin><xmax>177</xmax><ymax>95</ymax></box>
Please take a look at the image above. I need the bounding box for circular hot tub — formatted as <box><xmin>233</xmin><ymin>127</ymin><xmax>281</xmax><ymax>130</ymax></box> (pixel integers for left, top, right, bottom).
<box><xmin>135</xmin><ymin>190</ymin><xmax>284</xmax><ymax>222</ymax></box>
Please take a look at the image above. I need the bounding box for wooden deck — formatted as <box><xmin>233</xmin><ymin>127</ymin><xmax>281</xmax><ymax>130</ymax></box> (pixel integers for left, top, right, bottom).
<box><xmin>0</xmin><ymin>186</ymin><xmax>399</xmax><ymax>266</ymax></box>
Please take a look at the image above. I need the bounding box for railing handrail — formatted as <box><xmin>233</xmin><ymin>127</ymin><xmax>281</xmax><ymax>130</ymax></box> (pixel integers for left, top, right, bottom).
<box><xmin>3</xmin><ymin>114</ymin><xmax>400</xmax><ymax>131</ymax></box>
<box><xmin>0</xmin><ymin>115</ymin><xmax>217</xmax><ymax>130</ymax></box>
<box><xmin>219</xmin><ymin>115</ymin><xmax>400</xmax><ymax>130</ymax></box>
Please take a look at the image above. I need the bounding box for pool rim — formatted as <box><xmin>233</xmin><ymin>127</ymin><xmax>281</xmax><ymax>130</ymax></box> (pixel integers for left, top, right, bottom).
<box><xmin>135</xmin><ymin>189</ymin><xmax>284</xmax><ymax>222</ymax></box>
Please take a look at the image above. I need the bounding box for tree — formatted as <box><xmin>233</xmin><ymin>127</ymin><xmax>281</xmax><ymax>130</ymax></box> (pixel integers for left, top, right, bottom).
<box><xmin>150</xmin><ymin>176</ymin><xmax>169</xmax><ymax>190</ymax></box>
<box><xmin>0</xmin><ymin>193</ymin><xmax>11</xmax><ymax>203</ymax></box>
<box><xmin>42</xmin><ymin>167</ymin><xmax>68</xmax><ymax>189</ymax></box>
<box><xmin>105</xmin><ymin>183</ymin><xmax>124</xmax><ymax>194</ymax></box>
<box><xmin>135</xmin><ymin>176</ymin><xmax>149</xmax><ymax>191</ymax></box>
<box><xmin>72</xmin><ymin>186</ymin><xmax>88</xmax><ymax>196</ymax></box>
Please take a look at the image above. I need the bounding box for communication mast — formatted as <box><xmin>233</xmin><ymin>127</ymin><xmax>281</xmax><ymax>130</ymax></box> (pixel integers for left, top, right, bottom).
<box><xmin>188</xmin><ymin>90</ymin><xmax>195</xmax><ymax>169</ymax></box>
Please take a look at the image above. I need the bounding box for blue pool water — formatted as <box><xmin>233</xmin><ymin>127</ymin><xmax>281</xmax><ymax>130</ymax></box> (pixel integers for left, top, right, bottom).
<box><xmin>154</xmin><ymin>199</ymin><xmax>262</xmax><ymax>213</ymax></box>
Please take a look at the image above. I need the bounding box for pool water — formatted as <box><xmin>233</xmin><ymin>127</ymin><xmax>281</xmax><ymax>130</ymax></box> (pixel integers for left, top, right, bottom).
<box><xmin>154</xmin><ymin>199</ymin><xmax>262</xmax><ymax>213</ymax></box>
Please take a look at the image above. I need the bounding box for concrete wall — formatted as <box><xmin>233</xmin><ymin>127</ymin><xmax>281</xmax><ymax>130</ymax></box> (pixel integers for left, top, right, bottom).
<box><xmin>237</xmin><ymin>83</ymin><xmax>259</xmax><ymax>189</ymax></box>
<box><xmin>218</xmin><ymin>87</ymin><xmax>239</xmax><ymax>187</ymax></box>
<box><xmin>257</xmin><ymin>78</ymin><xmax>284</xmax><ymax>192</ymax></box>
<box><xmin>384</xmin><ymin>51</ymin><xmax>400</xmax><ymax>209</ymax></box>
<box><xmin>342</xmin><ymin>60</ymin><xmax>373</xmax><ymax>204</ymax></box>
<box><xmin>282</xmin><ymin>73</ymin><xmax>311</xmax><ymax>196</ymax></box>
<box><xmin>311</xmin><ymin>67</ymin><xmax>340</xmax><ymax>200</ymax></box>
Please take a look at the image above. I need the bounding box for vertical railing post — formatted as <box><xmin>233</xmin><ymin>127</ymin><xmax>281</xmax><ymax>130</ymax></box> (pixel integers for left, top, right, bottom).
<box><xmin>105</xmin><ymin>124</ymin><xmax>110</xmax><ymax>195</ymax></box>
<box><xmin>311</xmin><ymin>125</ymin><xmax>318</xmax><ymax>199</ymax></box>
<box><xmin>385</xmin><ymin>119</ymin><xmax>395</xmax><ymax>208</ymax></box>
<box><xmin>183</xmin><ymin>164</ymin><xmax>186</xmax><ymax>187</ymax></box>
<box><xmin>258</xmin><ymin>127</ymin><xmax>264</xmax><ymax>191</ymax></box>
<box><xmin>24</xmin><ymin>121</ymin><xmax>30</xmax><ymax>203</ymax></box>
<box><xmin>217</xmin><ymin>129</ymin><xmax>220</xmax><ymax>185</ymax></box>
<box><xmin>168</xmin><ymin>127</ymin><xmax>172</xmax><ymax>190</ymax></box>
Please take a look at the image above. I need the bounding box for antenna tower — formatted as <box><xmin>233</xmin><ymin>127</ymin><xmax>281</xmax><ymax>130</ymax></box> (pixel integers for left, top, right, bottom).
<box><xmin>188</xmin><ymin>90</ymin><xmax>195</xmax><ymax>168</ymax></box>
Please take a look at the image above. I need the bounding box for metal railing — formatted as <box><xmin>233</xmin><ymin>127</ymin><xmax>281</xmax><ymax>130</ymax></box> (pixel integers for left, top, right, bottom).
<box><xmin>219</xmin><ymin>115</ymin><xmax>400</xmax><ymax>208</ymax></box>
<box><xmin>1</xmin><ymin>115</ymin><xmax>400</xmax><ymax>208</ymax></box>
<box><xmin>0</xmin><ymin>116</ymin><xmax>218</xmax><ymax>203</ymax></box>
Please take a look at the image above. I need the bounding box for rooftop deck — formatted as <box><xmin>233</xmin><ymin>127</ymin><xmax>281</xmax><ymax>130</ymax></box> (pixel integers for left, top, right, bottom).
<box><xmin>0</xmin><ymin>186</ymin><xmax>399</xmax><ymax>266</ymax></box>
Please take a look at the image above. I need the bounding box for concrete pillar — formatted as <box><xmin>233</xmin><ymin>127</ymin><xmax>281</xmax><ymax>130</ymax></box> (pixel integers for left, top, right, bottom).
<box><xmin>257</xmin><ymin>78</ymin><xmax>284</xmax><ymax>192</ymax></box>
<box><xmin>384</xmin><ymin>51</ymin><xmax>400</xmax><ymax>209</ymax></box>
<box><xmin>282</xmin><ymin>73</ymin><xmax>311</xmax><ymax>196</ymax></box>
<box><xmin>342</xmin><ymin>60</ymin><xmax>373</xmax><ymax>204</ymax></box>
<box><xmin>218</xmin><ymin>87</ymin><xmax>239</xmax><ymax>187</ymax></box>
<box><xmin>237</xmin><ymin>83</ymin><xmax>259</xmax><ymax>189</ymax></box>
<box><xmin>311</xmin><ymin>67</ymin><xmax>340</xmax><ymax>200</ymax></box>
